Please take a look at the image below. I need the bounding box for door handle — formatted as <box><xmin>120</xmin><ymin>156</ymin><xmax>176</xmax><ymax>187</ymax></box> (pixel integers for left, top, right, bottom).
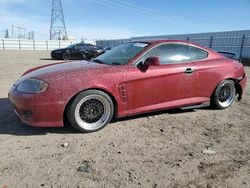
<box><xmin>184</xmin><ymin>68</ymin><xmax>195</xmax><ymax>74</ymax></box>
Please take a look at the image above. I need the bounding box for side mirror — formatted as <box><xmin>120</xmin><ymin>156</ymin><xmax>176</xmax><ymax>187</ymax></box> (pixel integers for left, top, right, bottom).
<box><xmin>137</xmin><ymin>57</ymin><xmax>160</xmax><ymax>72</ymax></box>
<box><xmin>144</xmin><ymin>57</ymin><xmax>160</xmax><ymax>66</ymax></box>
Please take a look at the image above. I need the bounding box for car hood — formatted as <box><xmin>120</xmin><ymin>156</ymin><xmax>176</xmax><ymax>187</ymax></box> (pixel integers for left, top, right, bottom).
<box><xmin>20</xmin><ymin>60</ymin><xmax>113</xmax><ymax>82</ymax></box>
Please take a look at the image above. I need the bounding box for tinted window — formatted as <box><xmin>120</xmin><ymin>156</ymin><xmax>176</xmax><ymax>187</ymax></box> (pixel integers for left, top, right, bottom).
<box><xmin>75</xmin><ymin>44</ymin><xmax>85</xmax><ymax>50</ymax></box>
<box><xmin>67</xmin><ymin>44</ymin><xmax>76</xmax><ymax>49</ymax></box>
<box><xmin>93</xmin><ymin>46</ymin><xmax>101</xmax><ymax>50</ymax></box>
<box><xmin>82</xmin><ymin>44</ymin><xmax>92</xmax><ymax>50</ymax></box>
<box><xmin>142</xmin><ymin>43</ymin><xmax>190</xmax><ymax>64</ymax></box>
<box><xmin>189</xmin><ymin>46</ymin><xmax>208</xmax><ymax>61</ymax></box>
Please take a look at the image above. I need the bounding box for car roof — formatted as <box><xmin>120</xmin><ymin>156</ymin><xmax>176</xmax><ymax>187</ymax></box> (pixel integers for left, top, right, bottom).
<box><xmin>77</xmin><ymin>43</ymin><xmax>93</xmax><ymax>45</ymax></box>
<box><xmin>131</xmin><ymin>39</ymin><xmax>212</xmax><ymax>51</ymax></box>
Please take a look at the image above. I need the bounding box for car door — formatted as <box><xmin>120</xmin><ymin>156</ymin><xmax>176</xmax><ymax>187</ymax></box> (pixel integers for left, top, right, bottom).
<box><xmin>82</xmin><ymin>44</ymin><xmax>95</xmax><ymax>59</ymax></box>
<box><xmin>187</xmin><ymin>45</ymin><xmax>220</xmax><ymax>99</ymax></box>
<box><xmin>77</xmin><ymin>44</ymin><xmax>88</xmax><ymax>59</ymax></box>
<box><xmin>126</xmin><ymin>43</ymin><xmax>200</xmax><ymax>115</ymax></box>
<box><xmin>69</xmin><ymin>44</ymin><xmax>82</xmax><ymax>59</ymax></box>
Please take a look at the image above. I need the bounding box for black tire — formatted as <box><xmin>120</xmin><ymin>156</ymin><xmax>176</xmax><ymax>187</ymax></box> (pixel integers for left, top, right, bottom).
<box><xmin>211</xmin><ymin>80</ymin><xmax>236</xmax><ymax>109</ymax></box>
<box><xmin>62</xmin><ymin>53</ymin><xmax>70</xmax><ymax>60</ymax></box>
<box><xmin>67</xmin><ymin>90</ymin><xmax>114</xmax><ymax>133</ymax></box>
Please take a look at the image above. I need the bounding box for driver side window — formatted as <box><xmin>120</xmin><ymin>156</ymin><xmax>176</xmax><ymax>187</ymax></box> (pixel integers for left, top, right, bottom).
<box><xmin>84</xmin><ymin>44</ymin><xmax>93</xmax><ymax>50</ymax></box>
<box><xmin>140</xmin><ymin>43</ymin><xmax>190</xmax><ymax>65</ymax></box>
<box><xmin>74</xmin><ymin>44</ymin><xmax>84</xmax><ymax>50</ymax></box>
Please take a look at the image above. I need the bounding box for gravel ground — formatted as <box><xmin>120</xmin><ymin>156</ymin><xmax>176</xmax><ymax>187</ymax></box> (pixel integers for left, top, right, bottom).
<box><xmin>0</xmin><ymin>50</ymin><xmax>249</xmax><ymax>188</ymax></box>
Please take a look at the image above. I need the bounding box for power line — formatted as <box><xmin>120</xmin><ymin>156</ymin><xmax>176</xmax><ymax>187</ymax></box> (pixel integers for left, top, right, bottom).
<box><xmin>95</xmin><ymin>0</ymin><xmax>205</xmax><ymax>31</ymax></box>
<box><xmin>95</xmin><ymin>0</ymin><xmax>226</xmax><ymax>31</ymax></box>
<box><xmin>113</xmin><ymin>0</ymin><xmax>226</xmax><ymax>30</ymax></box>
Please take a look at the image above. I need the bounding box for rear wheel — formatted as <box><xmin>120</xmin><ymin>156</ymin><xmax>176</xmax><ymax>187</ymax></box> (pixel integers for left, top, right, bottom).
<box><xmin>67</xmin><ymin>90</ymin><xmax>114</xmax><ymax>132</ymax></box>
<box><xmin>211</xmin><ymin>80</ymin><xmax>236</xmax><ymax>109</ymax></box>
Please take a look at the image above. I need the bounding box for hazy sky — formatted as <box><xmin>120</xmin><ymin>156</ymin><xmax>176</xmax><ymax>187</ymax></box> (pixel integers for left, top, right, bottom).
<box><xmin>0</xmin><ymin>0</ymin><xmax>249</xmax><ymax>40</ymax></box>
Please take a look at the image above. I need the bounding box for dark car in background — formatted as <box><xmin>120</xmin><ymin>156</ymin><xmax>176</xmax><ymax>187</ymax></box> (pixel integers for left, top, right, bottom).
<box><xmin>51</xmin><ymin>43</ymin><xmax>104</xmax><ymax>60</ymax></box>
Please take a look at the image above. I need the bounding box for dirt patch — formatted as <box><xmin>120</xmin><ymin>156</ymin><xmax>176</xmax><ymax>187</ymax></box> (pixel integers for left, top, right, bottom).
<box><xmin>0</xmin><ymin>50</ymin><xmax>249</xmax><ymax>187</ymax></box>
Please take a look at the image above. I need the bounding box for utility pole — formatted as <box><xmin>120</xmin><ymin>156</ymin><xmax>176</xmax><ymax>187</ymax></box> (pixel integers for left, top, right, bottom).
<box><xmin>28</xmin><ymin>31</ymin><xmax>35</xmax><ymax>40</ymax></box>
<box><xmin>4</xmin><ymin>29</ymin><xmax>9</xmax><ymax>38</ymax></box>
<box><xmin>12</xmin><ymin>25</ymin><xmax>14</xmax><ymax>38</ymax></box>
<box><xmin>49</xmin><ymin>0</ymin><xmax>67</xmax><ymax>40</ymax></box>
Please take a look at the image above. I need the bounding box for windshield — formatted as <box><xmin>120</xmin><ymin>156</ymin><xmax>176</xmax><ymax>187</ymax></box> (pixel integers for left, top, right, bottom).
<box><xmin>93</xmin><ymin>42</ymin><xmax>149</xmax><ymax>65</ymax></box>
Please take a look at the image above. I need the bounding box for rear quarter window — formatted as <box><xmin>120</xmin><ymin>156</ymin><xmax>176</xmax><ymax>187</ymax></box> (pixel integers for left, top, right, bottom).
<box><xmin>189</xmin><ymin>46</ymin><xmax>208</xmax><ymax>61</ymax></box>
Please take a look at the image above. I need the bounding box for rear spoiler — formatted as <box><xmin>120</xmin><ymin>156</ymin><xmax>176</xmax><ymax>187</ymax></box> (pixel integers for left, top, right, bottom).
<box><xmin>218</xmin><ymin>51</ymin><xmax>240</xmax><ymax>61</ymax></box>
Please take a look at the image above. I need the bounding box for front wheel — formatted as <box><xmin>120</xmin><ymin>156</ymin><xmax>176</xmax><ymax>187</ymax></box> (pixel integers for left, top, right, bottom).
<box><xmin>67</xmin><ymin>90</ymin><xmax>114</xmax><ymax>132</ymax></box>
<box><xmin>211</xmin><ymin>80</ymin><xmax>236</xmax><ymax>109</ymax></box>
<box><xmin>62</xmin><ymin>53</ymin><xmax>70</xmax><ymax>60</ymax></box>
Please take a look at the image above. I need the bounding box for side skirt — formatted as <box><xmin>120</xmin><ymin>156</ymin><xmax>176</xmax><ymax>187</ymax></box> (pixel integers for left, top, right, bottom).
<box><xmin>181</xmin><ymin>102</ymin><xmax>210</xmax><ymax>110</ymax></box>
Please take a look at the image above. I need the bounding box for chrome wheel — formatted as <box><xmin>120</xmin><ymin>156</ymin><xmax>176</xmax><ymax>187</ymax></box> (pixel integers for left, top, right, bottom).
<box><xmin>217</xmin><ymin>81</ymin><xmax>236</xmax><ymax>108</ymax></box>
<box><xmin>74</xmin><ymin>94</ymin><xmax>111</xmax><ymax>131</ymax></box>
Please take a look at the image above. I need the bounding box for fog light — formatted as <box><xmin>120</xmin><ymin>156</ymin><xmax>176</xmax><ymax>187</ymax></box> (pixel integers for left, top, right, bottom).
<box><xmin>22</xmin><ymin>110</ymin><xmax>33</xmax><ymax>118</ymax></box>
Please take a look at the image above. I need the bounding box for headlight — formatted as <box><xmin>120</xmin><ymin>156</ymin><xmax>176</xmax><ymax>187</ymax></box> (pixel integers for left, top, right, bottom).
<box><xmin>16</xmin><ymin>78</ymin><xmax>49</xmax><ymax>93</ymax></box>
<box><xmin>96</xmin><ymin>49</ymin><xmax>103</xmax><ymax>53</ymax></box>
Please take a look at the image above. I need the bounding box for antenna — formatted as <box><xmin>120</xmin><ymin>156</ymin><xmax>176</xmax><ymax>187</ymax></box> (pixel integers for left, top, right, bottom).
<box><xmin>49</xmin><ymin>0</ymin><xmax>68</xmax><ymax>40</ymax></box>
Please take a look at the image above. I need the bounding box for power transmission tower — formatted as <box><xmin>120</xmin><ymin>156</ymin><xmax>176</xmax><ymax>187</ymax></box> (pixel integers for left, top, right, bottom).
<box><xmin>49</xmin><ymin>0</ymin><xmax>67</xmax><ymax>40</ymax></box>
<box><xmin>11</xmin><ymin>25</ymin><xmax>26</xmax><ymax>39</ymax></box>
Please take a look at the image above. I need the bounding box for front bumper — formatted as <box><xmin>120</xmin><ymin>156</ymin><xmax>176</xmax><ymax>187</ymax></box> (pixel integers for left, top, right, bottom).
<box><xmin>51</xmin><ymin>51</ymin><xmax>62</xmax><ymax>60</ymax></box>
<box><xmin>8</xmin><ymin>86</ymin><xmax>64</xmax><ymax>127</ymax></box>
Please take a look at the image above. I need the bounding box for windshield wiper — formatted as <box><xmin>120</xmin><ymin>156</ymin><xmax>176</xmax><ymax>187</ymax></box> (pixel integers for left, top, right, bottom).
<box><xmin>111</xmin><ymin>62</ymin><xmax>122</xmax><ymax>65</ymax></box>
<box><xmin>92</xmin><ymin>59</ymin><xmax>121</xmax><ymax>66</ymax></box>
<box><xmin>92</xmin><ymin>59</ymin><xmax>105</xmax><ymax>64</ymax></box>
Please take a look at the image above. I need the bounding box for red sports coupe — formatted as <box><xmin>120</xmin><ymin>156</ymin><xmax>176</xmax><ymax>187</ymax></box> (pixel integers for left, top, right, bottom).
<box><xmin>9</xmin><ymin>40</ymin><xmax>247</xmax><ymax>132</ymax></box>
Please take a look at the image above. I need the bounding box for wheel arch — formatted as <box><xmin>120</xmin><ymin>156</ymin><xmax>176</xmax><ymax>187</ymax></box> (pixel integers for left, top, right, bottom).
<box><xmin>212</xmin><ymin>77</ymin><xmax>243</xmax><ymax>101</ymax></box>
<box><xmin>224</xmin><ymin>78</ymin><xmax>243</xmax><ymax>100</ymax></box>
<box><xmin>63</xmin><ymin>87</ymin><xmax>118</xmax><ymax>126</ymax></box>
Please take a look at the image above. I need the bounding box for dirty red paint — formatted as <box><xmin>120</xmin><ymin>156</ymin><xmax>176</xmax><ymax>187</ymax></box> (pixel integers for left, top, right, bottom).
<box><xmin>8</xmin><ymin>40</ymin><xmax>247</xmax><ymax>127</ymax></box>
